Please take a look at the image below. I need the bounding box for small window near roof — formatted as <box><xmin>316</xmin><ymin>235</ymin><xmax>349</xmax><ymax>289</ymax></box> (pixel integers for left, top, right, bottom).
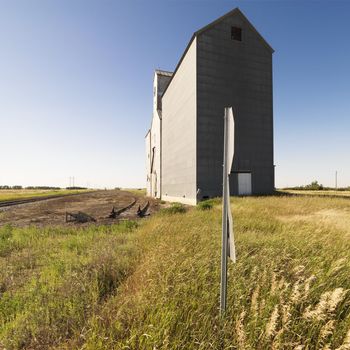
<box><xmin>231</xmin><ymin>26</ymin><xmax>242</xmax><ymax>41</ymax></box>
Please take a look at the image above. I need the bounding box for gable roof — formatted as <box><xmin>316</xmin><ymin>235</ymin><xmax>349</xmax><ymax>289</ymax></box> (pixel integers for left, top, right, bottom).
<box><xmin>195</xmin><ymin>8</ymin><xmax>274</xmax><ymax>53</ymax></box>
<box><xmin>161</xmin><ymin>7</ymin><xmax>274</xmax><ymax>98</ymax></box>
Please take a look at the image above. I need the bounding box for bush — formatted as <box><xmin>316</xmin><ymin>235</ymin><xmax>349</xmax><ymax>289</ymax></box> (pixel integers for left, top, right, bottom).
<box><xmin>160</xmin><ymin>202</ymin><xmax>186</xmax><ymax>215</ymax></box>
<box><xmin>283</xmin><ymin>180</ymin><xmax>325</xmax><ymax>191</ymax></box>
<box><xmin>25</xmin><ymin>186</ymin><xmax>61</xmax><ymax>190</ymax></box>
<box><xmin>305</xmin><ymin>180</ymin><xmax>324</xmax><ymax>190</ymax></box>
<box><xmin>197</xmin><ymin>200</ymin><xmax>213</xmax><ymax>211</ymax></box>
<box><xmin>66</xmin><ymin>186</ymin><xmax>87</xmax><ymax>190</ymax></box>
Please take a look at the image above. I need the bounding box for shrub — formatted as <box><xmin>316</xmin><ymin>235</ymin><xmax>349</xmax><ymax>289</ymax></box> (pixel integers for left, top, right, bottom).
<box><xmin>160</xmin><ymin>202</ymin><xmax>186</xmax><ymax>215</ymax></box>
<box><xmin>197</xmin><ymin>200</ymin><xmax>213</xmax><ymax>210</ymax></box>
<box><xmin>66</xmin><ymin>186</ymin><xmax>87</xmax><ymax>190</ymax></box>
<box><xmin>305</xmin><ymin>180</ymin><xmax>324</xmax><ymax>190</ymax></box>
<box><xmin>283</xmin><ymin>180</ymin><xmax>325</xmax><ymax>191</ymax></box>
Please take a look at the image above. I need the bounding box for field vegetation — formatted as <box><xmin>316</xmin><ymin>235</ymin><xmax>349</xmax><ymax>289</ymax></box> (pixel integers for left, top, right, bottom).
<box><xmin>1</xmin><ymin>195</ymin><xmax>350</xmax><ymax>349</ymax></box>
<box><xmin>281</xmin><ymin>189</ymin><xmax>350</xmax><ymax>198</ymax></box>
<box><xmin>283</xmin><ymin>180</ymin><xmax>350</xmax><ymax>192</ymax></box>
<box><xmin>122</xmin><ymin>188</ymin><xmax>147</xmax><ymax>196</ymax></box>
<box><xmin>0</xmin><ymin>189</ymin><xmax>90</xmax><ymax>202</ymax></box>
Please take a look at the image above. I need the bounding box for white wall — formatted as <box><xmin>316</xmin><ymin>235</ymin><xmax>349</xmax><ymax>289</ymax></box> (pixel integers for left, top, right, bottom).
<box><xmin>150</xmin><ymin>109</ymin><xmax>161</xmax><ymax>198</ymax></box>
<box><xmin>161</xmin><ymin>38</ymin><xmax>197</xmax><ymax>204</ymax></box>
<box><xmin>146</xmin><ymin>72</ymin><xmax>171</xmax><ymax>198</ymax></box>
<box><xmin>145</xmin><ymin>131</ymin><xmax>151</xmax><ymax>196</ymax></box>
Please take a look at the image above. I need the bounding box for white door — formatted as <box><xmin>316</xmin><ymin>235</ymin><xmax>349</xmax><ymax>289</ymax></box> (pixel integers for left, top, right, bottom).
<box><xmin>238</xmin><ymin>173</ymin><xmax>252</xmax><ymax>196</ymax></box>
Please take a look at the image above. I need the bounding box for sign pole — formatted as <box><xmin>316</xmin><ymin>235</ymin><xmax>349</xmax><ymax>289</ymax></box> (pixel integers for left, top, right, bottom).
<box><xmin>220</xmin><ymin>107</ymin><xmax>236</xmax><ymax>316</ymax></box>
<box><xmin>220</xmin><ymin>108</ymin><xmax>229</xmax><ymax>315</ymax></box>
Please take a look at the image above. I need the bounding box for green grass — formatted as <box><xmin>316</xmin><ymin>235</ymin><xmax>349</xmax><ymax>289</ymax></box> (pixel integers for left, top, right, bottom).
<box><xmin>197</xmin><ymin>198</ymin><xmax>219</xmax><ymax>210</ymax></box>
<box><xmin>0</xmin><ymin>221</ymin><xmax>139</xmax><ymax>349</ymax></box>
<box><xmin>2</xmin><ymin>196</ymin><xmax>350</xmax><ymax>349</ymax></box>
<box><xmin>160</xmin><ymin>202</ymin><xmax>187</xmax><ymax>214</ymax></box>
<box><xmin>0</xmin><ymin>189</ymin><xmax>90</xmax><ymax>202</ymax></box>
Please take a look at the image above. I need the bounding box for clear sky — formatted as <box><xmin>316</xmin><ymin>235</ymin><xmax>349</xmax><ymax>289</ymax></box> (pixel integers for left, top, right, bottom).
<box><xmin>0</xmin><ymin>0</ymin><xmax>349</xmax><ymax>189</ymax></box>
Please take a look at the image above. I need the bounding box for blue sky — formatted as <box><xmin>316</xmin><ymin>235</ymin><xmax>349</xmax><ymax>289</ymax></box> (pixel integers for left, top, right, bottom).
<box><xmin>0</xmin><ymin>0</ymin><xmax>349</xmax><ymax>189</ymax></box>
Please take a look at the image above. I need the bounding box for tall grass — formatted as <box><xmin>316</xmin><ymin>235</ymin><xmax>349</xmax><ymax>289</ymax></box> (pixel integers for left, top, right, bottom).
<box><xmin>0</xmin><ymin>221</ymin><xmax>139</xmax><ymax>349</ymax></box>
<box><xmin>2</xmin><ymin>196</ymin><xmax>350</xmax><ymax>349</ymax></box>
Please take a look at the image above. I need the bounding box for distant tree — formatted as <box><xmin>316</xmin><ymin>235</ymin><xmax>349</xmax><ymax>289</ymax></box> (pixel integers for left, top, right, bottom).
<box><xmin>305</xmin><ymin>181</ymin><xmax>324</xmax><ymax>190</ymax></box>
<box><xmin>66</xmin><ymin>186</ymin><xmax>87</xmax><ymax>190</ymax></box>
<box><xmin>25</xmin><ymin>186</ymin><xmax>61</xmax><ymax>190</ymax></box>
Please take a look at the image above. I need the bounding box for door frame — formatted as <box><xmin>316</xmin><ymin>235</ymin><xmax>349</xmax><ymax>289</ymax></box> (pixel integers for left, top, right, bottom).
<box><xmin>231</xmin><ymin>171</ymin><xmax>253</xmax><ymax>196</ymax></box>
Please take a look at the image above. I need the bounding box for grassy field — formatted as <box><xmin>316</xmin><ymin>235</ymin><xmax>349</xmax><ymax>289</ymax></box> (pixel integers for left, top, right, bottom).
<box><xmin>0</xmin><ymin>189</ymin><xmax>90</xmax><ymax>202</ymax></box>
<box><xmin>1</xmin><ymin>195</ymin><xmax>350</xmax><ymax>349</ymax></box>
<box><xmin>281</xmin><ymin>189</ymin><xmax>350</xmax><ymax>197</ymax></box>
<box><xmin>122</xmin><ymin>188</ymin><xmax>147</xmax><ymax>196</ymax></box>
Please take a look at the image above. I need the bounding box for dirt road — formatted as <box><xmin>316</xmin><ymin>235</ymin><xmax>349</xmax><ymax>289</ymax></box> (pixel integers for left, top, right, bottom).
<box><xmin>0</xmin><ymin>190</ymin><xmax>159</xmax><ymax>227</ymax></box>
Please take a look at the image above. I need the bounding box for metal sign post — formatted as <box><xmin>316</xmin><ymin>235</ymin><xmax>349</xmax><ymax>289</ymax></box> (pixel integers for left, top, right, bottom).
<box><xmin>220</xmin><ymin>108</ymin><xmax>229</xmax><ymax>314</ymax></box>
<box><xmin>220</xmin><ymin>107</ymin><xmax>236</xmax><ymax>316</ymax></box>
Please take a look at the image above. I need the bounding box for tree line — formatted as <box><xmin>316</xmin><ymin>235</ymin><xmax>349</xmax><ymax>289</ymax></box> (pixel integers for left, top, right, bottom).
<box><xmin>0</xmin><ymin>186</ymin><xmax>87</xmax><ymax>190</ymax></box>
<box><xmin>283</xmin><ymin>181</ymin><xmax>350</xmax><ymax>191</ymax></box>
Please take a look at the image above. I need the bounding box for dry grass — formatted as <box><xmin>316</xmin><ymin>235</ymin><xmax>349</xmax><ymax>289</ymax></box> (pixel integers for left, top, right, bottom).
<box><xmin>281</xmin><ymin>189</ymin><xmax>350</xmax><ymax>197</ymax></box>
<box><xmin>122</xmin><ymin>188</ymin><xmax>147</xmax><ymax>196</ymax></box>
<box><xmin>1</xmin><ymin>195</ymin><xmax>350</xmax><ymax>349</ymax></box>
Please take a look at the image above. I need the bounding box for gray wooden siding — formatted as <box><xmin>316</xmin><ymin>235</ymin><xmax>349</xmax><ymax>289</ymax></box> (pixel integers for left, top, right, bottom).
<box><xmin>196</xmin><ymin>13</ymin><xmax>274</xmax><ymax>197</ymax></box>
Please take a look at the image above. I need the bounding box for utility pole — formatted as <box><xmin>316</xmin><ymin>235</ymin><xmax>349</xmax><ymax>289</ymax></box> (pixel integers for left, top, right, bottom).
<box><xmin>335</xmin><ymin>171</ymin><xmax>338</xmax><ymax>190</ymax></box>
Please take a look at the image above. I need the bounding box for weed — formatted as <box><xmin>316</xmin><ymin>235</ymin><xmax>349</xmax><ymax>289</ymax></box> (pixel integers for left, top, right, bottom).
<box><xmin>160</xmin><ymin>202</ymin><xmax>186</xmax><ymax>214</ymax></box>
<box><xmin>197</xmin><ymin>200</ymin><xmax>214</xmax><ymax>210</ymax></box>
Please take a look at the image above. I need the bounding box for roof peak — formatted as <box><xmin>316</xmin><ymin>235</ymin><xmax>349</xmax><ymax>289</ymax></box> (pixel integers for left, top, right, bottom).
<box><xmin>195</xmin><ymin>7</ymin><xmax>273</xmax><ymax>53</ymax></box>
<box><xmin>161</xmin><ymin>7</ymin><xmax>274</xmax><ymax>98</ymax></box>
